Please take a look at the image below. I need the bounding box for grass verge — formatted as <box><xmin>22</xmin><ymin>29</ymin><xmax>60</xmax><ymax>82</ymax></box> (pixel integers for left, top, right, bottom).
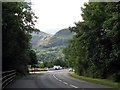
<box><xmin>70</xmin><ymin>72</ymin><xmax>120</xmax><ymax>88</ymax></box>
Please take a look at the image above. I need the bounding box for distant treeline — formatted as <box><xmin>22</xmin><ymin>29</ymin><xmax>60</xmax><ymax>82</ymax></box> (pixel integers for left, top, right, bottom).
<box><xmin>63</xmin><ymin>2</ymin><xmax>120</xmax><ymax>82</ymax></box>
<box><xmin>2</xmin><ymin>2</ymin><xmax>38</xmax><ymax>75</ymax></box>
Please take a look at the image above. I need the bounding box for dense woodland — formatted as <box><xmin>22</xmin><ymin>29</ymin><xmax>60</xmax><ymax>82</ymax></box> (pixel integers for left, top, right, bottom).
<box><xmin>63</xmin><ymin>2</ymin><xmax>120</xmax><ymax>82</ymax></box>
<box><xmin>2</xmin><ymin>2</ymin><xmax>120</xmax><ymax>82</ymax></box>
<box><xmin>2</xmin><ymin>2</ymin><xmax>38</xmax><ymax>75</ymax></box>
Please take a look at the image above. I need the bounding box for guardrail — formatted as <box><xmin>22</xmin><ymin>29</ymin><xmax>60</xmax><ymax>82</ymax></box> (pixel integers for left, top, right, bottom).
<box><xmin>0</xmin><ymin>70</ymin><xmax>16</xmax><ymax>89</ymax></box>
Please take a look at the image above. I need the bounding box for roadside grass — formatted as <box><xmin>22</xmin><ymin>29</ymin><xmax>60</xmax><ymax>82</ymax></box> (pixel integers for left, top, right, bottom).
<box><xmin>70</xmin><ymin>72</ymin><xmax>120</xmax><ymax>88</ymax></box>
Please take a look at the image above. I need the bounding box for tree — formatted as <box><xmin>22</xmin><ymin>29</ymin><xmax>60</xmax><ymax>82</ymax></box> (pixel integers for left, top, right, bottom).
<box><xmin>53</xmin><ymin>58</ymin><xmax>68</xmax><ymax>67</ymax></box>
<box><xmin>29</xmin><ymin>50</ymin><xmax>38</xmax><ymax>68</ymax></box>
<box><xmin>2</xmin><ymin>2</ymin><xmax>38</xmax><ymax>75</ymax></box>
<box><xmin>63</xmin><ymin>2</ymin><xmax>120</xmax><ymax>82</ymax></box>
<box><xmin>43</xmin><ymin>61</ymin><xmax>53</xmax><ymax>68</ymax></box>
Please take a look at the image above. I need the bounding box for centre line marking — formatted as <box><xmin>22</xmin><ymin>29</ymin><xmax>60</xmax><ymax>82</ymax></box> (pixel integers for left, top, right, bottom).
<box><xmin>53</xmin><ymin>74</ymin><xmax>78</xmax><ymax>88</ymax></box>
<box><xmin>53</xmin><ymin>75</ymin><xmax>59</xmax><ymax>80</ymax></box>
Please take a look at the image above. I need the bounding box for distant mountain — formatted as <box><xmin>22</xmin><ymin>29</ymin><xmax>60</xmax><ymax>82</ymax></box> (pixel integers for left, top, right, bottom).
<box><xmin>31</xmin><ymin>28</ymin><xmax>74</xmax><ymax>61</ymax></box>
<box><xmin>43</xmin><ymin>28</ymin><xmax>73</xmax><ymax>48</ymax></box>
<box><xmin>31</xmin><ymin>31</ymin><xmax>52</xmax><ymax>48</ymax></box>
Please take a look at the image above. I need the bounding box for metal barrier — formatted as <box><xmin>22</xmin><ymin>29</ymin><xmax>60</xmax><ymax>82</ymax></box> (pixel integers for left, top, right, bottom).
<box><xmin>0</xmin><ymin>70</ymin><xmax>16</xmax><ymax>89</ymax></box>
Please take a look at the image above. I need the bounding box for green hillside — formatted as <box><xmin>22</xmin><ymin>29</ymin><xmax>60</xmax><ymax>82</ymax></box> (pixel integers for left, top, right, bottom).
<box><xmin>31</xmin><ymin>28</ymin><xmax>73</xmax><ymax>61</ymax></box>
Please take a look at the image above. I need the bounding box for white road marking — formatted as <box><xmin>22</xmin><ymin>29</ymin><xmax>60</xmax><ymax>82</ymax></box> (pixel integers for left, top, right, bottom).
<box><xmin>47</xmin><ymin>71</ymin><xmax>54</xmax><ymax>73</ymax></box>
<box><xmin>53</xmin><ymin>74</ymin><xmax>78</xmax><ymax>88</ymax></box>
<box><xmin>58</xmin><ymin>80</ymin><xmax>62</xmax><ymax>82</ymax></box>
<box><xmin>70</xmin><ymin>84</ymin><xmax>78</xmax><ymax>88</ymax></box>
<box><xmin>53</xmin><ymin>75</ymin><xmax>59</xmax><ymax>80</ymax></box>
<box><xmin>62</xmin><ymin>82</ymin><xmax>68</xmax><ymax>85</ymax></box>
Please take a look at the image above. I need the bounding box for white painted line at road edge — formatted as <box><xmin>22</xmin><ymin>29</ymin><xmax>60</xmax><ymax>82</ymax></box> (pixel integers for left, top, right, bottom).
<box><xmin>70</xmin><ymin>84</ymin><xmax>78</xmax><ymax>88</ymax></box>
<box><xmin>63</xmin><ymin>82</ymin><xmax>68</xmax><ymax>85</ymax></box>
<box><xmin>59</xmin><ymin>80</ymin><xmax>62</xmax><ymax>82</ymax></box>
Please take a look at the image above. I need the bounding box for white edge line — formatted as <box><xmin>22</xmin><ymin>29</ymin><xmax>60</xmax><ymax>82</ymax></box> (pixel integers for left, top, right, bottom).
<box><xmin>63</xmin><ymin>82</ymin><xmax>68</xmax><ymax>85</ymax></box>
<box><xmin>59</xmin><ymin>80</ymin><xmax>62</xmax><ymax>82</ymax></box>
<box><xmin>70</xmin><ymin>84</ymin><xmax>78</xmax><ymax>88</ymax></box>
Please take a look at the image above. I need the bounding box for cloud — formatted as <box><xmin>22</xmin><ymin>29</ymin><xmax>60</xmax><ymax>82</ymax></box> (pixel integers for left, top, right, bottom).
<box><xmin>31</xmin><ymin>0</ymin><xmax>89</xmax><ymax>34</ymax></box>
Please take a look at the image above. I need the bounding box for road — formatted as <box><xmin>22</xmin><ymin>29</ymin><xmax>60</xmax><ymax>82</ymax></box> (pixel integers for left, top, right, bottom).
<box><xmin>7</xmin><ymin>69</ymin><xmax>113</xmax><ymax>88</ymax></box>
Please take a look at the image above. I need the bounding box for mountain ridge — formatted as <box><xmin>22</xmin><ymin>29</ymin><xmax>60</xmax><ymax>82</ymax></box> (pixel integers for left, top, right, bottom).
<box><xmin>31</xmin><ymin>31</ymin><xmax>52</xmax><ymax>48</ymax></box>
<box><xmin>31</xmin><ymin>28</ymin><xmax>73</xmax><ymax>61</ymax></box>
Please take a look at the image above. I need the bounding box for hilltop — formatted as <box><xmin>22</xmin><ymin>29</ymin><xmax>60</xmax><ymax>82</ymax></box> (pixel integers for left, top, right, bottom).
<box><xmin>31</xmin><ymin>28</ymin><xmax>73</xmax><ymax>61</ymax></box>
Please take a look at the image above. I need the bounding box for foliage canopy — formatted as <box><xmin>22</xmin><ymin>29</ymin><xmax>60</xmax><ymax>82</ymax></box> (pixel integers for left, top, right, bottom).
<box><xmin>63</xmin><ymin>2</ymin><xmax>120</xmax><ymax>82</ymax></box>
<box><xmin>2</xmin><ymin>2</ymin><xmax>38</xmax><ymax>75</ymax></box>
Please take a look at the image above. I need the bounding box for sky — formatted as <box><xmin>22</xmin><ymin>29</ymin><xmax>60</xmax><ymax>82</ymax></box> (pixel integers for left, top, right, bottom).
<box><xmin>31</xmin><ymin>0</ymin><xmax>89</xmax><ymax>34</ymax></box>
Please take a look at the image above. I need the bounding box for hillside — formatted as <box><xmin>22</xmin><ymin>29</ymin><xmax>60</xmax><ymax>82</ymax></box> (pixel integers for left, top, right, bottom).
<box><xmin>31</xmin><ymin>31</ymin><xmax>52</xmax><ymax>48</ymax></box>
<box><xmin>43</xmin><ymin>28</ymin><xmax>73</xmax><ymax>48</ymax></box>
<box><xmin>31</xmin><ymin>28</ymin><xmax>73</xmax><ymax>61</ymax></box>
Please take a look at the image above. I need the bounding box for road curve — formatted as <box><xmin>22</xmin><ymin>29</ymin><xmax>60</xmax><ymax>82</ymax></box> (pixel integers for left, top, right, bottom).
<box><xmin>7</xmin><ymin>69</ymin><xmax>114</xmax><ymax>88</ymax></box>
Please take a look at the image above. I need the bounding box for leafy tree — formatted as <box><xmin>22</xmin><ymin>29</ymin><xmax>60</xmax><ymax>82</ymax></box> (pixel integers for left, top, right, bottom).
<box><xmin>63</xmin><ymin>2</ymin><xmax>120</xmax><ymax>82</ymax></box>
<box><xmin>37</xmin><ymin>63</ymin><xmax>44</xmax><ymax>68</ymax></box>
<box><xmin>53</xmin><ymin>58</ymin><xmax>68</xmax><ymax>67</ymax></box>
<box><xmin>43</xmin><ymin>61</ymin><xmax>53</xmax><ymax>68</ymax></box>
<box><xmin>29</xmin><ymin>50</ymin><xmax>38</xmax><ymax>68</ymax></box>
<box><xmin>2</xmin><ymin>2</ymin><xmax>38</xmax><ymax>75</ymax></box>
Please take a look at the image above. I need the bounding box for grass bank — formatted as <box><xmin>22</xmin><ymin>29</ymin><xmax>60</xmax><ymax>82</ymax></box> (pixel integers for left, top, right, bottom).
<box><xmin>70</xmin><ymin>72</ymin><xmax>120</xmax><ymax>88</ymax></box>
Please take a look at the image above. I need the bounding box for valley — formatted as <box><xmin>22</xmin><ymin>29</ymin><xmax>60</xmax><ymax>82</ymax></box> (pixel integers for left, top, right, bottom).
<box><xmin>31</xmin><ymin>28</ymin><xmax>74</xmax><ymax>61</ymax></box>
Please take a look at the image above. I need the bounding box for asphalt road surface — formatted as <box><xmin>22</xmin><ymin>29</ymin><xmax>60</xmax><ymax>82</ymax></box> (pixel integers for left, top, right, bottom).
<box><xmin>7</xmin><ymin>69</ymin><xmax>113</xmax><ymax>88</ymax></box>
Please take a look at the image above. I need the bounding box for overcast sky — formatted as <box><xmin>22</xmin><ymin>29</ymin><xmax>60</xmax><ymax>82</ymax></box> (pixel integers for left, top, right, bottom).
<box><xmin>31</xmin><ymin>0</ymin><xmax>89</xmax><ymax>34</ymax></box>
